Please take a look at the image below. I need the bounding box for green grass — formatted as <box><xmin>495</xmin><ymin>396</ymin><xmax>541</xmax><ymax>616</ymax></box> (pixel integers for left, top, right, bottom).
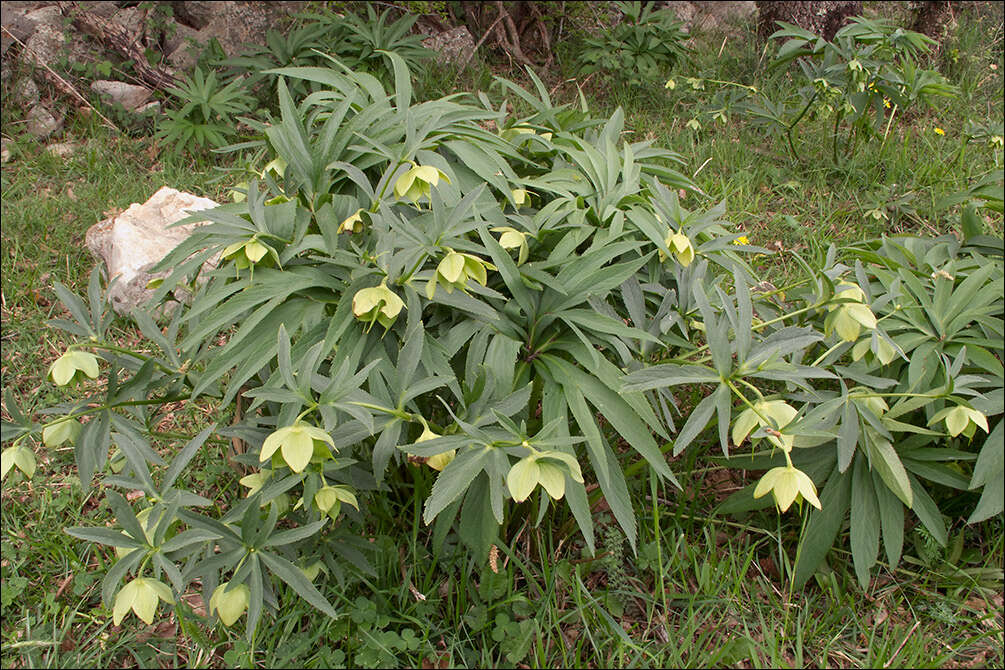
<box><xmin>2</xmin><ymin>4</ymin><xmax>1003</xmax><ymax>668</ymax></box>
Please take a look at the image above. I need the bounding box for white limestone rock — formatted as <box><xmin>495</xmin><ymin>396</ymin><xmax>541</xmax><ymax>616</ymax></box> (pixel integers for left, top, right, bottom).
<box><xmin>85</xmin><ymin>186</ymin><xmax>220</xmax><ymax>315</ymax></box>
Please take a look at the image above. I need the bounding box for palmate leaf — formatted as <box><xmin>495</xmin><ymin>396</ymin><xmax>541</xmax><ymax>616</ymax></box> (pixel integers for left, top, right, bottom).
<box><xmin>423</xmin><ymin>446</ymin><xmax>492</xmax><ymax>525</ymax></box>
<box><xmin>539</xmin><ymin>355</ymin><xmax>675</xmax><ymax>484</ymax></box>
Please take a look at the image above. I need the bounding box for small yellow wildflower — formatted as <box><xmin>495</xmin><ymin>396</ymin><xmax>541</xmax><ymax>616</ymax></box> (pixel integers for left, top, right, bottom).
<box><xmin>934</xmin><ymin>127</ymin><xmax>945</xmax><ymax>136</ymax></box>
<box><xmin>883</xmin><ymin>98</ymin><xmax>891</xmax><ymax>109</ymax></box>
<box><xmin>732</xmin><ymin>235</ymin><xmax>750</xmax><ymax>246</ymax></box>
<box><xmin>664</xmin><ymin>78</ymin><xmax>676</xmax><ymax>90</ymax></box>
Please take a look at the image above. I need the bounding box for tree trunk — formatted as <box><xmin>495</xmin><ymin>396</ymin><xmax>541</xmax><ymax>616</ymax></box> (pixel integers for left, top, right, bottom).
<box><xmin>910</xmin><ymin>1</ymin><xmax>953</xmax><ymax>42</ymax></box>
<box><xmin>755</xmin><ymin>1</ymin><xmax>862</xmax><ymax>42</ymax></box>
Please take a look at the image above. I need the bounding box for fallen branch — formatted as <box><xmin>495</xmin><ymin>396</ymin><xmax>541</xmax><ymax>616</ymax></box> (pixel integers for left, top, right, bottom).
<box><xmin>459</xmin><ymin>12</ymin><xmax>505</xmax><ymax>70</ymax></box>
<box><xmin>57</xmin><ymin>1</ymin><xmax>179</xmax><ymax>91</ymax></box>
<box><xmin>0</xmin><ymin>24</ymin><xmax>120</xmax><ymax>133</ymax></box>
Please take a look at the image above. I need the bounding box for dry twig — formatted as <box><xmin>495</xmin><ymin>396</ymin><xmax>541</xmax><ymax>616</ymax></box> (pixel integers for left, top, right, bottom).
<box><xmin>0</xmin><ymin>24</ymin><xmax>120</xmax><ymax>133</ymax></box>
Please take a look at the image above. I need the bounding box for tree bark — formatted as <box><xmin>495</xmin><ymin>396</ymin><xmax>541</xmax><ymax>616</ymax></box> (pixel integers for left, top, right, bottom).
<box><xmin>755</xmin><ymin>1</ymin><xmax>862</xmax><ymax>42</ymax></box>
<box><xmin>910</xmin><ymin>1</ymin><xmax>953</xmax><ymax>41</ymax></box>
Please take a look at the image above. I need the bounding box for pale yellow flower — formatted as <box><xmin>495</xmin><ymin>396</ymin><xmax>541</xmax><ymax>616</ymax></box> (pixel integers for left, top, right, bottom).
<box><xmin>753</xmin><ymin>463</ymin><xmax>821</xmax><ymax>512</ymax></box>
<box><xmin>112</xmin><ymin>578</ymin><xmax>174</xmax><ymax>626</ymax></box>
<box><xmin>260</xmin><ymin>423</ymin><xmax>336</xmax><ymax>473</ymax></box>
<box><xmin>353</xmin><ymin>283</ymin><xmax>405</xmax><ymax>330</ymax></box>
<box><xmin>209</xmin><ymin>582</ymin><xmax>250</xmax><ymax>627</ymax></box>
<box><xmin>49</xmin><ymin>350</ymin><xmax>100</xmax><ymax>386</ymax></box>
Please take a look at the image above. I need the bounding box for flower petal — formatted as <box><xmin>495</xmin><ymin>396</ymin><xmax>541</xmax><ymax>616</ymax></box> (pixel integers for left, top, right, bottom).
<box><xmin>131</xmin><ymin>579</ymin><xmax>160</xmax><ymax>625</ymax></box>
<box><xmin>536</xmin><ymin>461</ymin><xmax>566</xmax><ymax>500</ymax></box>
<box><xmin>753</xmin><ymin>467</ymin><xmax>784</xmax><ymax>499</ymax></box>
<box><xmin>773</xmin><ymin>469</ymin><xmax>801</xmax><ymax>512</ymax></box>
<box><xmin>113</xmin><ymin>580</ymin><xmax>137</xmax><ymax>626</ymax></box>
<box><xmin>438</xmin><ymin>252</ymin><xmax>466</xmax><ymax>284</ymax></box>
<box><xmin>281</xmin><ymin>428</ymin><xmax>314</xmax><ymax>473</ymax></box>
<box><xmin>732</xmin><ymin>408</ymin><xmax>760</xmax><ymax>446</ymax></box>
<box><xmin>793</xmin><ymin>468</ymin><xmax>821</xmax><ymax>510</ymax></box>
<box><xmin>507</xmin><ymin>457</ymin><xmax>540</xmax><ymax>503</ymax></box>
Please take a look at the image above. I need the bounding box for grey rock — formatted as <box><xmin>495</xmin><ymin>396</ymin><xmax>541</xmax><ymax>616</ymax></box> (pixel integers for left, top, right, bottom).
<box><xmin>23</xmin><ymin>5</ymin><xmax>62</xmax><ymax>28</ymax></box>
<box><xmin>85</xmin><ymin>186</ymin><xmax>221</xmax><ymax>315</ymax></box>
<box><xmin>26</xmin><ymin>104</ymin><xmax>63</xmax><ymax>137</ymax></box>
<box><xmin>90</xmin><ymin>79</ymin><xmax>153</xmax><ymax>111</ymax></box>
<box><xmin>163</xmin><ymin>20</ymin><xmax>199</xmax><ymax>55</ymax></box>
<box><xmin>170</xmin><ymin>1</ymin><xmax>219</xmax><ymax>30</ymax></box>
<box><xmin>1</xmin><ymin>5</ymin><xmax>37</xmax><ymax>55</ymax></box>
<box><xmin>167</xmin><ymin>1</ymin><xmax>306</xmax><ymax>70</ymax></box>
<box><xmin>1</xmin><ymin>139</ymin><xmax>12</xmax><ymax>164</ymax></box>
<box><xmin>110</xmin><ymin>7</ymin><xmax>145</xmax><ymax>39</ymax></box>
<box><xmin>19</xmin><ymin>5</ymin><xmax>91</xmax><ymax>74</ymax></box>
<box><xmin>85</xmin><ymin>2</ymin><xmax>122</xmax><ymax>20</ymax></box>
<box><xmin>662</xmin><ymin>1</ymin><xmax>756</xmax><ymax>32</ymax></box>
<box><xmin>13</xmin><ymin>76</ymin><xmax>40</xmax><ymax>105</ymax></box>
<box><xmin>134</xmin><ymin>100</ymin><xmax>161</xmax><ymax>115</ymax></box>
<box><xmin>47</xmin><ymin>141</ymin><xmax>79</xmax><ymax>157</ymax></box>
<box><xmin>423</xmin><ymin>26</ymin><xmax>475</xmax><ymax>67</ymax></box>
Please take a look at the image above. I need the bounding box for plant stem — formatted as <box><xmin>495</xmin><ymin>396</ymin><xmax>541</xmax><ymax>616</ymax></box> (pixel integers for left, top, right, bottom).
<box><xmin>785</xmin><ymin>91</ymin><xmax>819</xmax><ymax>160</ymax></box>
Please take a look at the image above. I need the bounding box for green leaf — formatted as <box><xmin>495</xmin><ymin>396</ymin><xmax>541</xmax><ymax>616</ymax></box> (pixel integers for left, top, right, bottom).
<box><xmin>837</xmin><ymin>399</ymin><xmax>859</xmax><ymax>473</ymax></box>
<box><xmin>458</xmin><ymin>473</ymin><xmax>499</xmax><ymax>559</ymax></box>
<box><xmin>65</xmin><ymin>526</ymin><xmax>141</xmax><ymax>548</ymax></box>
<box><xmin>263</xmin><ymin>520</ymin><xmax>326</xmax><ymax>548</ymax></box>
<box><xmin>621</xmin><ymin>364</ymin><xmax>720</xmax><ymax>391</ymax></box>
<box><xmin>873</xmin><ymin>468</ymin><xmax>904</xmax><ymax>570</ymax></box>
<box><xmin>867</xmin><ymin>436</ymin><xmax>913</xmax><ymax>507</ymax></box>
<box><xmin>908</xmin><ymin>474</ymin><xmax>947</xmax><ymax>547</ymax></box>
<box><xmin>968</xmin><ymin>474</ymin><xmax>1003</xmax><ymax>524</ymax></box>
<box><xmin>542</xmin><ymin>355</ymin><xmax>674</xmax><ymax>484</ymax></box>
<box><xmin>259</xmin><ymin>550</ymin><xmax>337</xmax><ymax>618</ymax></box>
<box><xmin>969</xmin><ymin>420</ymin><xmax>1004</xmax><ymax>490</ymax></box>
<box><xmin>423</xmin><ymin>447</ymin><xmax>490</xmax><ymax>525</ymax></box>
<box><xmin>793</xmin><ymin>465</ymin><xmax>851</xmax><ymax>589</ymax></box>
<box><xmin>671</xmin><ymin>388</ymin><xmax>718</xmax><ymax>456</ymax></box>
<box><xmin>850</xmin><ymin>457</ymin><xmax>880</xmax><ymax>589</ymax></box>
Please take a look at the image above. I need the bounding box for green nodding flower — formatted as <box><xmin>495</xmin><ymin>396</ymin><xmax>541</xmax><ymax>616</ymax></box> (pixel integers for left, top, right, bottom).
<box><xmin>506</xmin><ymin>449</ymin><xmax>584</xmax><ymax>503</ymax></box>
<box><xmin>825</xmin><ymin>281</ymin><xmax>877</xmax><ymax>342</ymax></box>
<box><xmin>732</xmin><ymin>400</ymin><xmax>799</xmax><ymax>452</ymax></box>
<box><xmin>209</xmin><ymin>581</ymin><xmax>250</xmax><ymax>627</ymax></box>
<box><xmin>660</xmin><ymin>228</ymin><xmax>695</xmax><ymax>267</ymax></box>
<box><xmin>1</xmin><ymin>445</ymin><xmax>36</xmax><ymax>480</ymax></box>
<box><xmin>352</xmin><ymin>282</ymin><xmax>405</xmax><ymax>331</ymax></box>
<box><xmin>415</xmin><ymin>423</ymin><xmax>454</xmax><ymax>471</ymax></box>
<box><xmin>314</xmin><ymin>485</ymin><xmax>359</xmax><ymax>520</ymax></box>
<box><xmin>49</xmin><ymin>350</ymin><xmax>100</xmax><ymax>386</ymax></box>
<box><xmin>426</xmin><ymin>249</ymin><xmax>496</xmax><ymax>299</ymax></box>
<box><xmin>929</xmin><ymin>405</ymin><xmax>989</xmax><ymax>439</ymax></box>
<box><xmin>753</xmin><ymin>462</ymin><xmax>821</xmax><ymax>513</ymax></box>
<box><xmin>337</xmin><ymin>208</ymin><xmax>365</xmax><ymax>234</ymax></box>
<box><xmin>42</xmin><ymin>417</ymin><xmax>81</xmax><ymax>446</ymax></box>
<box><xmin>491</xmin><ymin>226</ymin><xmax>530</xmax><ymax>265</ymax></box>
<box><xmin>112</xmin><ymin>577</ymin><xmax>174</xmax><ymax>626</ymax></box>
<box><xmin>260</xmin><ymin>423</ymin><xmax>336</xmax><ymax>474</ymax></box>
<box><xmin>394</xmin><ymin>163</ymin><xmax>451</xmax><ymax>202</ymax></box>
<box><xmin>221</xmin><ymin>236</ymin><xmax>274</xmax><ymax>271</ymax></box>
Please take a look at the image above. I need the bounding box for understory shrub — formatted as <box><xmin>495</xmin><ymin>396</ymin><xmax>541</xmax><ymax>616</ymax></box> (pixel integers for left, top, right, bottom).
<box><xmin>576</xmin><ymin>1</ymin><xmax>691</xmax><ymax>89</ymax></box>
<box><xmin>682</xmin><ymin>16</ymin><xmax>959</xmax><ymax>165</ymax></box>
<box><xmin>2</xmin><ymin>54</ymin><xmax>1002</xmax><ymax>639</ymax></box>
